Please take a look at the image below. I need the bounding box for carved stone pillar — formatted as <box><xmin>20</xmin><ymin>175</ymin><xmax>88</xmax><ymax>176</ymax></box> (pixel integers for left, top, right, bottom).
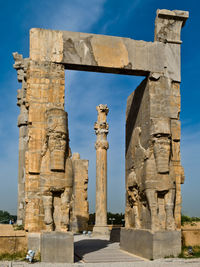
<box><xmin>121</xmin><ymin>9</ymin><xmax>188</xmax><ymax>260</ymax></box>
<box><xmin>13</xmin><ymin>52</ymin><xmax>29</xmax><ymax>225</ymax></box>
<box><xmin>71</xmin><ymin>153</ymin><xmax>89</xmax><ymax>233</ymax></box>
<box><xmin>93</xmin><ymin>104</ymin><xmax>109</xmax><ymax>235</ymax></box>
<box><xmin>42</xmin><ymin>195</ymin><xmax>53</xmax><ymax>231</ymax></box>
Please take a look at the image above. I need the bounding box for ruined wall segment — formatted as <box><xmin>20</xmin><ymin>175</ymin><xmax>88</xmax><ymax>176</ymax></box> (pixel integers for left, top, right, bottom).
<box><xmin>71</xmin><ymin>153</ymin><xmax>89</xmax><ymax>233</ymax></box>
<box><xmin>121</xmin><ymin>9</ymin><xmax>188</xmax><ymax>259</ymax></box>
<box><xmin>124</xmin><ymin>8</ymin><xmax>188</xmax><ymax>232</ymax></box>
<box><xmin>25</xmin><ymin>59</ymin><xmax>66</xmax><ymax>232</ymax></box>
<box><xmin>13</xmin><ymin>53</ymin><xmax>29</xmax><ymax>225</ymax></box>
<box><xmin>13</xmin><ymin>10</ymin><xmax>188</xmax><ymax>253</ymax></box>
<box><xmin>14</xmin><ymin>30</ymin><xmax>89</xmax><ymax>233</ymax></box>
<box><xmin>154</xmin><ymin>9</ymin><xmax>188</xmax><ymax>228</ymax></box>
<box><xmin>125</xmin><ymin>76</ymin><xmax>185</xmax><ymax>231</ymax></box>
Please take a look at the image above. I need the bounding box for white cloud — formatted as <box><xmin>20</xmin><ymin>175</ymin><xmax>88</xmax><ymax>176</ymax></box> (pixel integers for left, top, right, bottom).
<box><xmin>28</xmin><ymin>0</ymin><xmax>106</xmax><ymax>33</ymax></box>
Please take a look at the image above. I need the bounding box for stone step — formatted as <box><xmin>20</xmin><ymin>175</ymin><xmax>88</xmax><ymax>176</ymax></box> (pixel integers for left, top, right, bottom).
<box><xmin>74</xmin><ymin>235</ymin><xmax>144</xmax><ymax>263</ymax></box>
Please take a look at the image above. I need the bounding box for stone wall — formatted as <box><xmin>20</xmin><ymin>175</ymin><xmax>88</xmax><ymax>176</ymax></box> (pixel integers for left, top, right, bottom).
<box><xmin>24</xmin><ymin>60</ymin><xmax>66</xmax><ymax>232</ymax></box>
<box><xmin>182</xmin><ymin>222</ymin><xmax>200</xmax><ymax>246</ymax></box>
<box><xmin>13</xmin><ymin>9</ymin><xmax>188</xmax><ymax>240</ymax></box>
<box><xmin>13</xmin><ymin>53</ymin><xmax>29</xmax><ymax>225</ymax></box>
<box><xmin>125</xmin><ymin>9</ymin><xmax>188</xmax><ymax>232</ymax></box>
<box><xmin>13</xmin><ymin>53</ymin><xmax>89</xmax><ymax>233</ymax></box>
<box><xmin>71</xmin><ymin>153</ymin><xmax>89</xmax><ymax>232</ymax></box>
<box><xmin>0</xmin><ymin>225</ymin><xmax>27</xmax><ymax>254</ymax></box>
<box><xmin>125</xmin><ymin>76</ymin><xmax>184</xmax><ymax>231</ymax></box>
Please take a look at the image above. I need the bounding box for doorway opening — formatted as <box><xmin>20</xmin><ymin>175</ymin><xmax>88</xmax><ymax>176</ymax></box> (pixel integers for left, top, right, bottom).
<box><xmin>65</xmin><ymin>70</ymin><xmax>144</xmax><ymax>216</ymax></box>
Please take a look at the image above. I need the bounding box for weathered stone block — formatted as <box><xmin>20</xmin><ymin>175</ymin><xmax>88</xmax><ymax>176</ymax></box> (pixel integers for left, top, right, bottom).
<box><xmin>171</xmin><ymin>119</ymin><xmax>181</xmax><ymax>141</ymax></box>
<box><xmin>120</xmin><ymin>228</ymin><xmax>181</xmax><ymax>259</ymax></box>
<box><xmin>28</xmin><ymin>152</ymin><xmax>42</xmax><ymax>174</ymax></box>
<box><xmin>28</xmin><ymin>233</ymin><xmax>41</xmax><ymax>253</ymax></box>
<box><xmin>41</xmin><ymin>232</ymin><xmax>74</xmax><ymax>263</ymax></box>
<box><xmin>71</xmin><ymin>154</ymin><xmax>89</xmax><ymax>232</ymax></box>
<box><xmin>29</xmin><ymin>104</ymin><xmax>46</xmax><ymax>123</ymax></box>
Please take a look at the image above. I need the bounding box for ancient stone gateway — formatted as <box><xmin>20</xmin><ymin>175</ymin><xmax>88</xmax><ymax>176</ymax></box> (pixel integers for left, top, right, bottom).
<box><xmin>13</xmin><ymin>9</ymin><xmax>188</xmax><ymax>260</ymax></box>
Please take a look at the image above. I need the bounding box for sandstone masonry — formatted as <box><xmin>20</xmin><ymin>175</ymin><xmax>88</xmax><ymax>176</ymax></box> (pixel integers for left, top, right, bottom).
<box><xmin>13</xmin><ymin>9</ymin><xmax>188</xmax><ymax>260</ymax></box>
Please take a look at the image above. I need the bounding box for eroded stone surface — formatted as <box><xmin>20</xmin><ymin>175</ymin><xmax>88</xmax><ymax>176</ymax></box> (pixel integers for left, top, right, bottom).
<box><xmin>13</xmin><ymin>10</ymin><xmax>188</xmax><ymax>260</ymax></box>
<box><xmin>29</xmin><ymin>21</ymin><xmax>187</xmax><ymax>82</ymax></box>
<box><xmin>71</xmin><ymin>153</ymin><xmax>89</xmax><ymax>233</ymax></box>
<box><xmin>125</xmin><ymin>76</ymin><xmax>184</xmax><ymax>231</ymax></box>
<box><xmin>13</xmin><ymin>52</ymin><xmax>29</xmax><ymax>225</ymax></box>
<box><xmin>14</xmin><ymin>58</ymin><xmax>88</xmax><ymax>233</ymax></box>
<box><xmin>93</xmin><ymin>105</ymin><xmax>110</xmax><ymax>235</ymax></box>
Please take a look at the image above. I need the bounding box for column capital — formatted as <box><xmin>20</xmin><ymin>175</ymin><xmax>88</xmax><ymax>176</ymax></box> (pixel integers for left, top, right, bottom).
<box><xmin>96</xmin><ymin>104</ymin><xmax>109</xmax><ymax>115</ymax></box>
<box><xmin>154</xmin><ymin>9</ymin><xmax>189</xmax><ymax>44</ymax></box>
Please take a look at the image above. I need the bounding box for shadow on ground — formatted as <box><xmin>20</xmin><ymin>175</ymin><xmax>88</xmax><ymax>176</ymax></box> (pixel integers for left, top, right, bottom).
<box><xmin>74</xmin><ymin>239</ymin><xmax>109</xmax><ymax>262</ymax></box>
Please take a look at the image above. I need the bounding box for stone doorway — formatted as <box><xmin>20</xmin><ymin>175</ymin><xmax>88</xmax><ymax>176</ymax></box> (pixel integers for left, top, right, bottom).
<box><xmin>13</xmin><ymin>8</ymin><xmax>188</xmax><ymax>260</ymax></box>
<box><xmin>66</xmin><ymin>70</ymin><xmax>144</xmax><ymax>218</ymax></box>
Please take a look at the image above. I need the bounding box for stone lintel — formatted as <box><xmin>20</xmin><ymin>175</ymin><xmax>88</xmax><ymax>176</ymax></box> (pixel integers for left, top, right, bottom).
<box><xmin>30</xmin><ymin>28</ymin><xmax>167</xmax><ymax>77</ymax></box>
<box><xmin>29</xmin><ymin>25</ymin><xmax>186</xmax><ymax>82</ymax></box>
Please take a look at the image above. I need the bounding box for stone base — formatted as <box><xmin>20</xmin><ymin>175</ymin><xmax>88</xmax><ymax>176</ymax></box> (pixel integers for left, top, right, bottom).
<box><xmin>28</xmin><ymin>233</ymin><xmax>41</xmax><ymax>254</ymax></box>
<box><xmin>41</xmin><ymin>232</ymin><xmax>74</xmax><ymax>263</ymax></box>
<box><xmin>120</xmin><ymin>228</ymin><xmax>181</xmax><ymax>260</ymax></box>
<box><xmin>110</xmin><ymin>227</ymin><xmax>121</xmax><ymax>242</ymax></box>
<box><xmin>93</xmin><ymin>225</ymin><xmax>110</xmax><ymax>236</ymax></box>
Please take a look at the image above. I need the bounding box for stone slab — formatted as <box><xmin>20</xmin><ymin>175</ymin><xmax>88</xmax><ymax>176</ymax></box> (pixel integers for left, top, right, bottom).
<box><xmin>28</xmin><ymin>233</ymin><xmax>41</xmax><ymax>253</ymax></box>
<box><xmin>29</xmin><ymin>28</ymin><xmax>168</xmax><ymax>78</ymax></box>
<box><xmin>120</xmin><ymin>228</ymin><xmax>181</xmax><ymax>260</ymax></box>
<box><xmin>74</xmin><ymin>234</ymin><xmax>143</xmax><ymax>263</ymax></box>
<box><xmin>110</xmin><ymin>227</ymin><xmax>121</xmax><ymax>242</ymax></box>
<box><xmin>41</xmin><ymin>232</ymin><xmax>74</xmax><ymax>263</ymax></box>
<box><xmin>93</xmin><ymin>226</ymin><xmax>110</xmax><ymax>236</ymax></box>
<box><xmin>2</xmin><ymin>259</ymin><xmax>200</xmax><ymax>267</ymax></box>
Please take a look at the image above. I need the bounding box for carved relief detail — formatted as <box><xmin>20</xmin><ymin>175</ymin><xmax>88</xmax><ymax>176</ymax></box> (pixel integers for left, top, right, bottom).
<box><xmin>94</xmin><ymin>105</ymin><xmax>109</xmax><ymax>150</ymax></box>
<box><xmin>13</xmin><ymin>52</ymin><xmax>30</xmax><ymax>225</ymax></box>
<box><xmin>42</xmin><ymin>108</ymin><xmax>68</xmax><ymax>171</ymax></box>
<box><xmin>126</xmin><ymin>120</ymin><xmax>178</xmax><ymax>231</ymax></box>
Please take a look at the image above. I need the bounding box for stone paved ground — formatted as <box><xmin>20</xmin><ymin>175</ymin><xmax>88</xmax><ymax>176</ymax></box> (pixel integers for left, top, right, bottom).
<box><xmin>74</xmin><ymin>234</ymin><xmax>143</xmax><ymax>263</ymax></box>
<box><xmin>1</xmin><ymin>234</ymin><xmax>200</xmax><ymax>266</ymax></box>
<box><xmin>1</xmin><ymin>258</ymin><xmax>200</xmax><ymax>267</ymax></box>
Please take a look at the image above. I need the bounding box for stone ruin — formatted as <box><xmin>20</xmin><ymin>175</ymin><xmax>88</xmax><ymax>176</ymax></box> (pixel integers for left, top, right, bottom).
<box><xmin>13</xmin><ymin>53</ymin><xmax>89</xmax><ymax>233</ymax></box>
<box><xmin>93</xmin><ymin>104</ymin><xmax>110</xmax><ymax>235</ymax></box>
<box><xmin>13</xmin><ymin>9</ymin><xmax>188</xmax><ymax>260</ymax></box>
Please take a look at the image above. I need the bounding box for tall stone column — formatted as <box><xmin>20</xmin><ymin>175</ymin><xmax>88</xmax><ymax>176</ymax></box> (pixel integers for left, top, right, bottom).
<box><xmin>93</xmin><ymin>104</ymin><xmax>110</xmax><ymax>235</ymax></box>
<box><xmin>13</xmin><ymin>53</ymin><xmax>29</xmax><ymax>225</ymax></box>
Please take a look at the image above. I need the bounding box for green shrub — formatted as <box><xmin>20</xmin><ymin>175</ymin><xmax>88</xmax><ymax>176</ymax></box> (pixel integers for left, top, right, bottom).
<box><xmin>181</xmin><ymin>214</ymin><xmax>200</xmax><ymax>225</ymax></box>
<box><xmin>0</xmin><ymin>251</ymin><xmax>26</xmax><ymax>261</ymax></box>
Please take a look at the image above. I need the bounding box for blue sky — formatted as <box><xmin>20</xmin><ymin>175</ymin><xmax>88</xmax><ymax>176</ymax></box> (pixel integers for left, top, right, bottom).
<box><xmin>0</xmin><ymin>0</ymin><xmax>199</xmax><ymax>216</ymax></box>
